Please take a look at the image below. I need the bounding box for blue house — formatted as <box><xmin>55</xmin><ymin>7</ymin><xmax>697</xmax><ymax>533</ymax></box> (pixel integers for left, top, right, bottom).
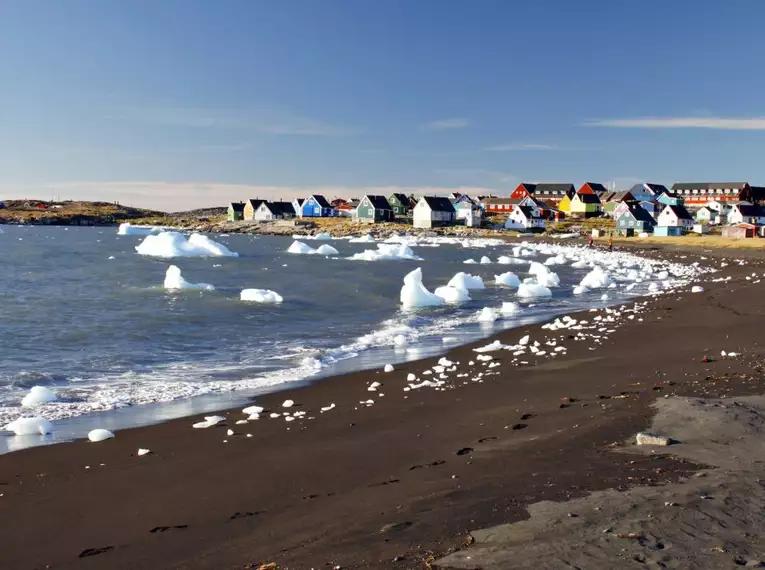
<box><xmin>299</xmin><ymin>195</ymin><xmax>333</xmax><ymax>218</ymax></box>
<box><xmin>616</xmin><ymin>202</ymin><xmax>655</xmax><ymax>236</ymax></box>
<box><xmin>657</xmin><ymin>193</ymin><xmax>684</xmax><ymax>207</ymax></box>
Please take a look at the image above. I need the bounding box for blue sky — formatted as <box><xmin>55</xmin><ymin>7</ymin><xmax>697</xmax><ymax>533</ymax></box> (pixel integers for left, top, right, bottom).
<box><xmin>2</xmin><ymin>0</ymin><xmax>765</xmax><ymax>210</ymax></box>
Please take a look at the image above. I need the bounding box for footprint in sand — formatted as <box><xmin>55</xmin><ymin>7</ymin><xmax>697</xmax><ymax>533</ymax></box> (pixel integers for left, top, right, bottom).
<box><xmin>520</xmin><ymin>413</ymin><xmax>534</xmax><ymax>420</ymax></box>
<box><xmin>229</xmin><ymin>511</ymin><xmax>265</xmax><ymax>520</ymax></box>
<box><xmin>149</xmin><ymin>525</ymin><xmax>188</xmax><ymax>533</ymax></box>
<box><xmin>511</xmin><ymin>423</ymin><xmax>528</xmax><ymax>430</ymax></box>
<box><xmin>409</xmin><ymin>460</ymin><xmax>446</xmax><ymax>470</ymax></box>
<box><xmin>368</xmin><ymin>478</ymin><xmax>400</xmax><ymax>488</ymax></box>
<box><xmin>456</xmin><ymin>447</ymin><xmax>473</xmax><ymax>456</ymax></box>
<box><xmin>478</xmin><ymin>436</ymin><xmax>497</xmax><ymax>443</ymax></box>
<box><xmin>79</xmin><ymin>546</ymin><xmax>114</xmax><ymax>558</ymax></box>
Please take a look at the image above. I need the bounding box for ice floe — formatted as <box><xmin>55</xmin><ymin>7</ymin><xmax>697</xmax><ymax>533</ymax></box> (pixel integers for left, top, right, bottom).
<box><xmin>400</xmin><ymin>268</ymin><xmax>444</xmax><ymax>308</ymax></box>
<box><xmin>5</xmin><ymin>417</ymin><xmax>54</xmax><ymax>436</ymax></box>
<box><xmin>164</xmin><ymin>265</ymin><xmax>215</xmax><ymax>291</ymax></box>
<box><xmin>136</xmin><ymin>231</ymin><xmax>238</xmax><ymax>258</ymax></box>
<box><xmin>288</xmin><ymin>241</ymin><xmax>339</xmax><ymax>255</ymax></box>
<box><xmin>495</xmin><ymin>271</ymin><xmax>521</xmax><ymax>287</ymax></box>
<box><xmin>518</xmin><ymin>283</ymin><xmax>552</xmax><ymax>298</ymax></box>
<box><xmin>348</xmin><ymin>243</ymin><xmax>422</xmax><ymax>261</ymax></box>
<box><xmin>117</xmin><ymin>223</ymin><xmax>163</xmax><ymax>236</ymax></box>
<box><xmin>433</xmin><ymin>285</ymin><xmax>471</xmax><ymax>303</ymax></box>
<box><xmin>88</xmin><ymin>428</ymin><xmax>115</xmax><ymax>442</ymax></box>
<box><xmin>447</xmin><ymin>272</ymin><xmax>485</xmax><ymax>290</ymax></box>
<box><xmin>21</xmin><ymin>386</ymin><xmax>58</xmax><ymax>408</ymax></box>
<box><xmin>240</xmin><ymin>289</ymin><xmax>283</xmax><ymax>303</ymax></box>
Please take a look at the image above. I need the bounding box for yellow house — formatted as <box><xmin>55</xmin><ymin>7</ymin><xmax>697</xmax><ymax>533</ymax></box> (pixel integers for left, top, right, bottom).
<box><xmin>558</xmin><ymin>194</ymin><xmax>572</xmax><ymax>213</ymax></box>
<box><xmin>568</xmin><ymin>193</ymin><xmax>602</xmax><ymax>218</ymax></box>
<box><xmin>243</xmin><ymin>199</ymin><xmax>265</xmax><ymax>220</ymax></box>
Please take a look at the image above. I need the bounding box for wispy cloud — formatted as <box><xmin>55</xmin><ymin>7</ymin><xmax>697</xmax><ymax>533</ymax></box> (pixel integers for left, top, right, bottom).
<box><xmin>582</xmin><ymin>116</ymin><xmax>765</xmax><ymax>130</ymax></box>
<box><xmin>110</xmin><ymin>104</ymin><xmax>357</xmax><ymax>136</ymax></box>
<box><xmin>0</xmin><ymin>181</ymin><xmax>500</xmax><ymax>212</ymax></box>
<box><xmin>484</xmin><ymin>143</ymin><xmax>558</xmax><ymax>151</ymax></box>
<box><xmin>434</xmin><ymin>168</ymin><xmax>516</xmax><ymax>184</ymax></box>
<box><xmin>424</xmin><ymin>118</ymin><xmax>472</xmax><ymax>130</ymax></box>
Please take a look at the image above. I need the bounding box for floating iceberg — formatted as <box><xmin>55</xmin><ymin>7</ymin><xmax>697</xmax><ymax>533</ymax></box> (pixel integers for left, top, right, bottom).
<box><xmin>349</xmin><ymin>234</ymin><xmax>376</xmax><ymax>243</ymax></box>
<box><xmin>518</xmin><ymin>283</ymin><xmax>552</xmax><ymax>298</ymax></box>
<box><xmin>136</xmin><ymin>231</ymin><xmax>238</xmax><ymax>258</ymax></box>
<box><xmin>315</xmin><ymin>244</ymin><xmax>339</xmax><ymax>255</ymax></box>
<box><xmin>21</xmin><ymin>386</ymin><xmax>58</xmax><ymax>408</ymax></box>
<box><xmin>573</xmin><ymin>284</ymin><xmax>589</xmax><ymax>295</ymax></box>
<box><xmin>348</xmin><ymin>243</ymin><xmax>421</xmax><ymax>261</ymax></box>
<box><xmin>495</xmin><ymin>271</ymin><xmax>520</xmax><ymax>287</ymax></box>
<box><xmin>477</xmin><ymin>307</ymin><xmax>498</xmax><ymax>322</ymax></box>
<box><xmin>434</xmin><ymin>285</ymin><xmax>471</xmax><ymax>303</ymax></box>
<box><xmin>287</xmin><ymin>241</ymin><xmax>339</xmax><ymax>255</ymax></box>
<box><xmin>497</xmin><ymin>256</ymin><xmax>528</xmax><ymax>265</ymax></box>
<box><xmin>240</xmin><ymin>289</ymin><xmax>283</xmax><ymax>303</ymax></box>
<box><xmin>480</xmin><ymin>256</ymin><xmax>492</xmax><ymax>264</ymax></box>
<box><xmin>117</xmin><ymin>223</ymin><xmax>162</xmax><ymax>236</ymax></box>
<box><xmin>528</xmin><ymin>262</ymin><xmax>560</xmax><ymax>287</ymax></box>
<box><xmin>164</xmin><ymin>265</ymin><xmax>214</xmax><ymax>291</ymax></box>
<box><xmin>5</xmin><ymin>417</ymin><xmax>54</xmax><ymax>436</ymax></box>
<box><xmin>501</xmin><ymin>301</ymin><xmax>520</xmax><ymax>315</ymax></box>
<box><xmin>400</xmin><ymin>268</ymin><xmax>444</xmax><ymax>308</ymax></box>
<box><xmin>580</xmin><ymin>267</ymin><xmax>613</xmax><ymax>289</ymax></box>
<box><xmin>447</xmin><ymin>272</ymin><xmax>485</xmax><ymax>290</ymax></box>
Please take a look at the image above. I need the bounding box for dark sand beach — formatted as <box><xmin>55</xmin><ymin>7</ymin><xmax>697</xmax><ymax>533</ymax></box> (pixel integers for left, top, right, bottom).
<box><xmin>3</xmin><ymin>246</ymin><xmax>765</xmax><ymax>569</ymax></box>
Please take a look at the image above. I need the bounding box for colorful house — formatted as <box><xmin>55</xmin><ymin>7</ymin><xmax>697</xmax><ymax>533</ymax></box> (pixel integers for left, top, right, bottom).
<box><xmin>227</xmin><ymin>202</ymin><xmax>245</xmax><ymax>221</ymax></box>
<box><xmin>628</xmin><ymin>183</ymin><xmax>670</xmax><ymax>202</ymax></box>
<box><xmin>298</xmin><ymin>195</ymin><xmax>333</xmax><ymax>218</ymax></box>
<box><xmin>355</xmin><ymin>195</ymin><xmax>394</xmax><ymax>223</ymax></box>
<box><xmin>243</xmin><ymin>199</ymin><xmax>265</xmax><ymax>221</ymax></box>
<box><xmin>509</xmin><ymin>183</ymin><xmax>537</xmax><ymax>201</ymax></box>
<box><xmin>616</xmin><ymin>202</ymin><xmax>655</xmax><ymax>236</ymax></box>
<box><xmin>577</xmin><ymin>182</ymin><xmax>609</xmax><ymax>197</ymax></box>
<box><xmin>504</xmin><ymin>206</ymin><xmax>545</xmax><ymax>231</ymax></box>
<box><xmin>481</xmin><ymin>197</ymin><xmax>518</xmax><ymax>213</ymax></box>
<box><xmin>413</xmin><ymin>196</ymin><xmax>456</xmax><ymax>228</ymax></box>
<box><xmin>335</xmin><ymin>200</ymin><xmax>359</xmax><ymax>217</ymax></box>
<box><xmin>388</xmin><ymin>193</ymin><xmax>414</xmax><ymax>217</ymax></box>
<box><xmin>568</xmin><ymin>192</ymin><xmax>602</xmax><ymax>218</ymax></box>
<box><xmin>657</xmin><ymin>204</ymin><xmax>694</xmax><ymax>230</ymax></box>
<box><xmin>602</xmin><ymin>190</ymin><xmax>636</xmax><ymax>217</ymax></box>
<box><xmin>727</xmin><ymin>203</ymin><xmax>765</xmax><ymax>226</ymax></box>
<box><xmin>657</xmin><ymin>193</ymin><xmax>684</xmax><ymax>207</ymax></box>
<box><xmin>671</xmin><ymin>182</ymin><xmax>765</xmax><ymax>206</ymax></box>
<box><xmin>695</xmin><ymin>206</ymin><xmax>722</xmax><ymax>225</ymax></box>
<box><xmin>254</xmin><ymin>201</ymin><xmax>295</xmax><ymax>221</ymax></box>
<box><xmin>533</xmin><ymin>184</ymin><xmax>575</xmax><ymax>207</ymax></box>
<box><xmin>558</xmin><ymin>193</ymin><xmax>573</xmax><ymax>213</ymax></box>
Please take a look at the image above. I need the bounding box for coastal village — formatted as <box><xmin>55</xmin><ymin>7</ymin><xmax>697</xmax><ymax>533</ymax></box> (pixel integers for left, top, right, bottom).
<box><xmin>226</xmin><ymin>181</ymin><xmax>765</xmax><ymax>239</ymax></box>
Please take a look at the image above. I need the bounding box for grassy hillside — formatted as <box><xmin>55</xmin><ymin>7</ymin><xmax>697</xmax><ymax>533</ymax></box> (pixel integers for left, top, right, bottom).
<box><xmin>0</xmin><ymin>200</ymin><xmax>166</xmax><ymax>225</ymax></box>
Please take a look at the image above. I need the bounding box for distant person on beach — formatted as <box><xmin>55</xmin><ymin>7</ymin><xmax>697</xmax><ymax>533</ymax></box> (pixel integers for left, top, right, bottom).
<box><xmin>588</xmin><ymin>236</ymin><xmax>594</xmax><ymax>248</ymax></box>
<box><xmin>608</xmin><ymin>236</ymin><xmax>613</xmax><ymax>251</ymax></box>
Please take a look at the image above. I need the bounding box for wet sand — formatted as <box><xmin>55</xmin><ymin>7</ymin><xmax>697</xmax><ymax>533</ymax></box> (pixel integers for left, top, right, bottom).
<box><xmin>2</xmin><ymin>247</ymin><xmax>765</xmax><ymax>569</ymax></box>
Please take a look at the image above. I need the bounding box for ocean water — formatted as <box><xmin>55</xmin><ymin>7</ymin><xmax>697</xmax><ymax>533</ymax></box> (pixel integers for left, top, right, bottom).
<box><xmin>0</xmin><ymin>226</ymin><xmax>696</xmax><ymax>451</ymax></box>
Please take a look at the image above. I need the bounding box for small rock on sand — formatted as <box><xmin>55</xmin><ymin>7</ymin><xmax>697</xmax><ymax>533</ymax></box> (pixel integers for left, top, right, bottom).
<box><xmin>636</xmin><ymin>432</ymin><xmax>671</xmax><ymax>446</ymax></box>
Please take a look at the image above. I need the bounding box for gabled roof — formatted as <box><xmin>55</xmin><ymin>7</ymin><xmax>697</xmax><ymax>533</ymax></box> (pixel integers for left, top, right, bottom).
<box><xmin>580</xmin><ymin>182</ymin><xmax>608</xmax><ymax>194</ymax></box>
<box><xmin>262</xmin><ymin>201</ymin><xmax>295</xmax><ymax>216</ymax></box>
<box><xmin>420</xmin><ymin>196</ymin><xmax>456</xmax><ymax>212</ymax></box>
<box><xmin>621</xmin><ymin>202</ymin><xmax>655</xmax><ymax>225</ymax></box>
<box><xmin>605</xmin><ymin>190</ymin><xmax>635</xmax><ymax>203</ymax></box>
<box><xmin>294</xmin><ymin>198</ymin><xmax>305</xmax><ymax>206</ymax></box>
<box><xmin>516</xmin><ymin>183</ymin><xmax>538</xmax><ymax>193</ymax></box>
<box><xmin>390</xmin><ymin>193</ymin><xmax>412</xmax><ymax>206</ymax></box>
<box><xmin>516</xmin><ymin>206</ymin><xmax>543</xmax><ymax>219</ymax></box>
<box><xmin>363</xmin><ymin>195</ymin><xmax>393</xmax><ymax>210</ymax></box>
<box><xmin>575</xmin><ymin>193</ymin><xmax>601</xmax><ymax>204</ymax></box>
<box><xmin>309</xmin><ymin>195</ymin><xmax>332</xmax><ymax>208</ymax></box>
<box><xmin>734</xmin><ymin>204</ymin><xmax>765</xmax><ymax>217</ymax></box>
<box><xmin>229</xmin><ymin>202</ymin><xmax>245</xmax><ymax>212</ymax></box>
<box><xmin>671</xmin><ymin>182</ymin><xmax>749</xmax><ymax>191</ymax></box>
<box><xmin>533</xmin><ymin>183</ymin><xmax>575</xmax><ymax>195</ymax></box>
<box><xmin>246</xmin><ymin>199</ymin><xmax>265</xmax><ymax>210</ymax></box>
<box><xmin>665</xmin><ymin>204</ymin><xmax>694</xmax><ymax>220</ymax></box>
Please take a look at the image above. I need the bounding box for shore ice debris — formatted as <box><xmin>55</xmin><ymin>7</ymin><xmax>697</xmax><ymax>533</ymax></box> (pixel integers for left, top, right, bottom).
<box><xmin>136</xmin><ymin>231</ymin><xmax>238</xmax><ymax>258</ymax></box>
<box><xmin>21</xmin><ymin>386</ymin><xmax>58</xmax><ymax>407</ymax></box>
<box><xmin>240</xmin><ymin>289</ymin><xmax>283</xmax><ymax>303</ymax></box>
<box><xmin>192</xmin><ymin>415</ymin><xmax>226</xmax><ymax>428</ymax></box>
<box><xmin>348</xmin><ymin>242</ymin><xmax>422</xmax><ymax>261</ymax></box>
<box><xmin>5</xmin><ymin>417</ymin><xmax>54</xmax><ymax>436</ymax></box>
<box><xmin>447</xmin><ymin>272</ymin><xmax>485</xmax><ymax>290</ymax></box>
<box><xmin>691</xmin><ymin>285</ymin><xmax>704</xmax><ymax>293</ymax></box>
<box><xmin>164</xmin><ymin>265</ymin><xmax>215</xmax><ymax>291</ymax></box>
<box><xmin>400</xmin><ymin>268</ymin><xmax>444</xmax><ymax>308</ymax></box>
<box><xmin>518</xmin><ymin>283</ymin><xmax>552</xmax><ymax>298</ymax></box>
<box><xmin>88</xmin><ymin>428</ymin><xmax>115</xmax><ymax>442</ymax></box>
<box><xmin>137</xmin><ymin>448</ymin><xmax>151</xmax><ymax>456</ymax></box>
<box><xmin>495</xmin><ymin>271</ymin><xmax>520</xmax><ymax>287</ymax></box>
<box><xmin>477</xmin><ymin>307</ymin><xmax>498</xmax><ymax>323</ymax></box>
<box><xmin>635</xmin><ymin>432</ymin><xmax>671</xmax><ymax>446</ymax></box>
<box><xmin>282</xmin><ymin>399</ymin><xmax>295</xmax><ymax>408</ymax></box>
<box><xmin>287</xmin><ymin>241</ymin><xmax>339</xmax><ymax>255</ymax></box>
<box><xmin>383</xmin><ymin>364</ymin><xmax>395</xmax><ymax>372</ymax></box>
<box><xmin>433</xmin><ymin>285</ymin><xmax>471</xmax><ymax>303</ymax></box>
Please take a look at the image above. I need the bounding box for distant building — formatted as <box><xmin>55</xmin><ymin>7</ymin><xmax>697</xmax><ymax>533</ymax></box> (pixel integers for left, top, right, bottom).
<box><xmin>722</xmin><ymin>223</ymin><xmax>757</xmax><ymax>239</ymax></box>
<box><xmin>254</xmin><ymin>201</ymin><xmax>295</xmax><ymax>221</ymax></box>
<box><xmin>355</xmin><ymin>195</ymin><xmax>394</xmax><ymax>223</ymax></box>
<box><xmin>657</xmin><ymin>204</ymin><xmax>695</xmax><ymax>230</ymax></box>
<box><xmin>413</xmin><ymin>196</ymin><xmax>456</xmax><ymax>228</ymax></box>
<box><xmin>298</xmin><ymin>195</ymin><xmax>333</xmax><ymax>218</ymax></box>
<box><xmin>504</xmin><ymin>206</ymin><xmax>545</xmax><ymax>231</ymax></box>
<box><xmin>616</xmin><ymin>202</ymin><xmax>655</xmax><ymax>236</ymax></box>
<box><xmin>227</xmin><ymin>202</ymin><xmax>245</xmax><ymax>222</ymax></box>
<box><xmin>670</xmin><ymin>182</ymin><xmax>765</xmax><ymax>206</ymax></box>
<box><xmin>568</xmin><ymin>192</ymin><xmax>602</xmax><ymax>218</ymax></box>
<box><xmin>243</xmin><ymin>199</ymin><xmax>265</xmax><ymax>221</ymax></box>
<box><xmin>628</xmin><ymin>183</ymin><xmax>670</xmax><ymax>202</ymax></box>
<box><xmin>388</xmin><ymin>193</ymin><xmax>414</xmax><ymax>217</ymax></box>
<box><xmin>727</xmin><ymin>203</ymin><xmax>765</xmax><ymax>226</ymax></box>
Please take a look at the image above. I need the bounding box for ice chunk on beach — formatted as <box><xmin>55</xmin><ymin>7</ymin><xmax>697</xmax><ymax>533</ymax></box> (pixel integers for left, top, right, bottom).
<box><xmin>21</xmin><ymin>386</ymin><xmax>58</xmax><ymax>408</ymax></box>
<box><xmin>447</xmin><ymin>272</ymin><xmax>485</xmax><ymax>290</ymax></box>
<box><xmin>5</xmin><ymin>417</ymin><xmax>54</xmax><ymax>436</ymax></box>
<box><xmin>383</xmin><ymin>364</ymin><xmax>395</xmax><ymax>372</ymax></box>
<box><xmin>118</xmin><ymin>223</ymin><xmax>161</xmax><ymax>236</ymax></box>
<box><xmin>192</xmin><ymin>415</ymin><xmax>226</xmax><ymax>428</ymax></box>
<box><xmin>573</xmin><ymin>284</ymin><xmax>588</xmax><ymax>295</ymax></box>
<box><xmin>518</xmin><ymin>283</ymin><xmax>552</xmax><ymax>298</ymax></box>
<box><xmin>136</xmin><ymin>231</ymin><xmax>238</xmax><ymax>258</ymax></box>
<box><xmin>240</xmin><ymin>289</ymin><xmax>283</xmax><ymax>303</ymax></box>
<box><xmin>242</xmin><ymin>405</ymin><xmax>264</xmax><ymax>415</ymax></box>
<box><xmin>691</xmin><ymin>285</ymin><xmax>704</xmax><ymax>293</ymax></box>
<box><xmin>400</xmin><ymin>268</ymin><xmax>444</xmax><ymax>308</ymax></box>
<box><xmin>495</xmin><ymin>271</ymin><xmax>521</xmax><ymax>287</ymax></box>
<box><xmin>88</xmin><ymin>428</ymin><xmax>115</xmax><ymax>442</ymax></box>
<box><xmin>434</xmin><ymin>285</ymin><xmax>471</xmax><ymax>303</ymax></box>
<box><xmin>137</xmin><ymin>448</ymin><xmax>151</xmax><ymax>456</ymax></box>
<box><xmin>480</xmin><ymin>256</ymin><xmax>492</xmax><ymax>264</ymax></box>
<box><xmin>528</xmin><ymin>262</ymin><xmax>560</xmax><ymax>287</ymax></box>
<box><xmin>315</xmin><ymin>244</ymin><xmax>339</xmax><ymax>255</ymax></box>
<box><xmin>349</xmin><ymin>234</ymin><xmax>376</xmax><ymax>243</ymax></box>
<box><xmin>164</xmin><ymin>265</ymin><xmax>215</xmax><ymax>291</ymax></box>
<box><xmin>580</xmin><ymin>267</ymin><xmax>613</xmax><ymax>289</ymax></box>
<box><xmin>348</xmin><ymin>243</ymin><xmax>422</xmax><ymax>261</ymax></box>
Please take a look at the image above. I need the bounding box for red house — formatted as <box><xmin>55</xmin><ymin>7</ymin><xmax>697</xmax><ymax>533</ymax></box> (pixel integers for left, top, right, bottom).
<box><xmin>578</xmin><ymin>182</ymin><xmax>609</xmax><ymax>196</ymax></box>
<box><xmin>511</xmin><ymin>183</ymin><xmax>574</xmax><ymax>208</ymax></box>
<box><xmin>510</xmin><ymin>183</ymin><xmax>537</xmax><ymax>201</ymax></box>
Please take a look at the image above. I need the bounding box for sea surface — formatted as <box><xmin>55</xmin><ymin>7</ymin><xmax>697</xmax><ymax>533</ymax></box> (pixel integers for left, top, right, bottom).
<box><xmin>0</xmin><ymin>226</ymin><xmax>679</xmax><ymax>451</ymax></box>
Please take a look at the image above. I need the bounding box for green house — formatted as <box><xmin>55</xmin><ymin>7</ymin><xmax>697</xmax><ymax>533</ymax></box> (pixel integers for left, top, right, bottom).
<box><xmin>227</xmin><ymin>202</ymin><xmax>245</xmax><ymax>221</ymax></box>
<box><xmin>388</xmin><ymin>193</ymin><xmax>413</xmax><ymax>217</ymax></box>
<box><xmin>616</xmin><ymin>202</ymin><xmax>655</xmax><ymax>235</ymax></box>
<box><xmin>355</xmin><ymin>195</ymin><xmax>394</xmax><ymax>223</ymax></box>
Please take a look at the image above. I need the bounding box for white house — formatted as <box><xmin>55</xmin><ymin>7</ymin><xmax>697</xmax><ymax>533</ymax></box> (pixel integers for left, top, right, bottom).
<box><xmin>657</xmin><ymin>204</ymin><xmax>695</xmax><ymax>229</ymax></box>
<box><xmin>695</xmin><ymin>206</ymin><xmax>721</xmax><ymax>225</ymax></box>
<box><xmin>454</xmin><ymin>200</ymin><xmax>483</xmax><ymax>227</ymax></box>
<box><xmin>413</xmin><ymin>196</ymin><xmax>456</xmax><ymax>228</ymax></box>
<box><xmin>254</xmin><ymin>201</ymin><xmax>295</xmax><ymax>221</ymax></box>
<box><xmin>727</xmin><ymin>203</ymin><xmax>765</xmax><ymax>226</ymax></box>
<box><xmin>504</xmin><ymin>206</ymin><xmax>545</xmax><ymax>231</ymax></box>
<box><xmin>705</xmin><ymin>199</ymin><xmax>734</xmax><ymax>214</ymax></box>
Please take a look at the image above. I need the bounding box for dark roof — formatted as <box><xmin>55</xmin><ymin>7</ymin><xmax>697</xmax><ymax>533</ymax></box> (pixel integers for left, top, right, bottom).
<box><xmin>516</xmin><ymin>206</ymin><xmax>542</xmax><ymax>219</ymax></box>
<box><xmin>390</xmin><ymin>193</ymin><xmax>411</xmax><ymax>206</ymax></box>
<box><xmin>294</xmin><ymin>198</ymin><xmax>305</xmax><ymax>206</ymax></box>
<box><xmin>517</xmin><ymin>183</ymin><xmax>538</xmax><ymax>192</ymax></box>
<box><xmin>645</xmin><ymin>183</ymin><xmax>669</xmax><ymax>195</ymax></box>
<box><xmin>575</xmin><ymin>193</ymin><xmax>601</xmax><ymax>204</ymax></box>
<box><xmin>310</xmin><ymin>195</ymin><xmax>332</xmax><ymax>208</ymax></box>
<box><xmin>421</xmin><ymin>196</ymin><xmax>456</xmax><ymax>212</ymax></box>
<box><xmin>533</xmin><ymin>183</ymin><xmax>575</xmax><ymax>195</ymax></box>
<box><xmin>229</xmin><ymin>202</ymin><xmax>245</xmax><ymax>212</ymax></box>
<box><xmin>605</xmin><ymin>190</ymin><xmax>635</xmax><ymax>203</ymax></box>
<box><xmin>671</xmin><ymin>182</ymin><xmax>749</xmax><ymax>191</ymax></box>
<box><xmin>622</xmin><ymin>202</ymin><xmax>655</xmax><ymax>225</ymax></box>
<box><xmin>246</xmin><ymin>199</ymin><xmax>265</xmax><ymax>210</ymax></box>
<box><xmin>263</xmin><ymin>201</ymin><xmax>295</xmax><ymax>216</ymax></box>
<box><xmin>665</xmin><ymin>204</ymin><xmax>694</xmax><ymax>220</ymax></box>
<box><xmin>582</xmin><ymin>182</ymin><xmax>608</xmax><ymax>194</ymax></box>
<box><xmin>735</xmin><ymin>204</ymin><xmax>765</xmax><ymax>217</ymax></box>
<box><xmin>364</xmin><ymin>195</ymin><xmax>393</xmax><ymax>210</ymax></box>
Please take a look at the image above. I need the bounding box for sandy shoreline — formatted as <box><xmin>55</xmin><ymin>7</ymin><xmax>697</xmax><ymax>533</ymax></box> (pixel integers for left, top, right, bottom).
<box><xmin>2</xmin><ymin>245</ymin><xmax>765</xmax><ymax>569</ymax></box>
